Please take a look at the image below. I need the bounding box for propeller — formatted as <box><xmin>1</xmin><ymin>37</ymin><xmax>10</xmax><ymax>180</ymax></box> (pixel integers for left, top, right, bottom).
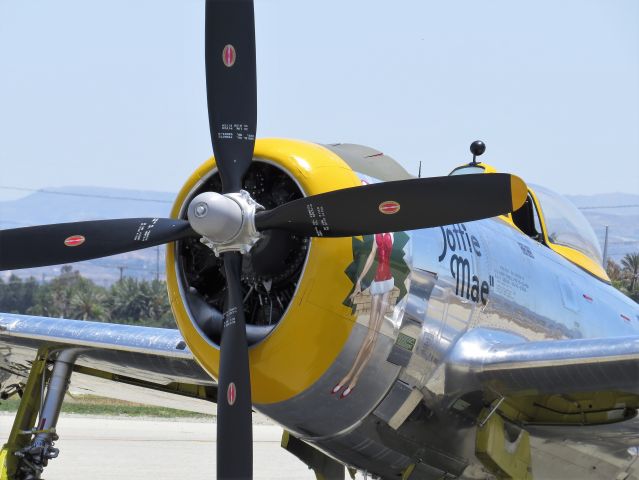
<box><xmin>204</xmin><ymin>0</ymin><xmax>256</xmax><ymax>477</ymax></box>
<box><xmin>0</xmin><ymin>218</ymin><xmax>194</xmax><ymax>271</ymax></box>
<box><xmin>206</xmin><ymin>0</ymin><xmax>256</xmax><ymax>194</ymax></box>
<box><xmin>0</xmin><ymin>173</ymin><xmax>526</xmax><ymax>271</ymax></box>
<box><xmin>0</xmin><ymin>0</ymin><xmax>529</xmax><ymax>478</ymax></box>
<box><xmin>256</xmin><ymin>173</ymin><xmax>526</xmax><ymax>237</ymax></box>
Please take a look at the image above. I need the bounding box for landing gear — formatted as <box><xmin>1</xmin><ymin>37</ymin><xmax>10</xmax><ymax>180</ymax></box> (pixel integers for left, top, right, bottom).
<box><xmin>281</xmin><ymin>431</ymin><xmax>357</xmax><ymax>480</ymax></box>
<box><xmin>1</xmin><ymin>349</ymin><xmax>78</xmax><ymax>480</ymax></box>
<box><xmin>476</xmin><ymin>401</ymin><xmax>533</xmax><ymax>480</ymax></box>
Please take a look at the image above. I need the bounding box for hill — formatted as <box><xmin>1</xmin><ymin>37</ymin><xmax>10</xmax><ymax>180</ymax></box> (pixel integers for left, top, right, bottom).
<box><xmin>0</xmin><ymin>187</ymin><xmax>175</xmax><ymax>284</ymax></box>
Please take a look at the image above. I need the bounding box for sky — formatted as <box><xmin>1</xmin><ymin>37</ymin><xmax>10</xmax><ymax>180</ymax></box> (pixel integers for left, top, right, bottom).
<box><xmin>0</xmin><ymin>0</ymin><xmax>637</xmax><ymax>202</ymax></box>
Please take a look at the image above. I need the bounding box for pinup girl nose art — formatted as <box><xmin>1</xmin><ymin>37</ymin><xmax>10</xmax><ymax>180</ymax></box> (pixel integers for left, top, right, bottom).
<box><xmin>332</xmin><ymin>232</ymin><xmax>395</xmax><ymax>398</ymax></box>
<box><xmin>333</xmin><ymin>216</ymin><xmax>410</xmax><ymax>399</ymax></box>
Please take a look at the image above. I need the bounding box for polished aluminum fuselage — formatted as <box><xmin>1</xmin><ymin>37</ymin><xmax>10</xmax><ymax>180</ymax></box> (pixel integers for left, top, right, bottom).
<box><xmin>256</xmin><ymin>215</ymin><xmax>639</xmax><ymax>479</ymax></box>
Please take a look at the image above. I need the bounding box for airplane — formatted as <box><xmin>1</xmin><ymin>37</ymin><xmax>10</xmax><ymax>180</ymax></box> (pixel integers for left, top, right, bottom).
<box><xmin>1</xmin><ymin>0</ymin><xmax>638</xmax><ymax>479</ymax></box>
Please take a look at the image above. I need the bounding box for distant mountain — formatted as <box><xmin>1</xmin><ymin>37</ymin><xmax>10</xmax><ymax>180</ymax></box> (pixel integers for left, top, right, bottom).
<box><xmin>0</xmin><ymin>187</ymin><xmax>176</xmax><ymax>284</ymax></box>
<box><xmin>567</xmin><ymin>193</ymin><xmax>639</xmax><ymax>211</ymax></box>
<box><xmin>0</xmin><ymin>187</ymin><xmax>637</xmax><ymax>284</ymax></box>
<box><xmin>0</xmin><ymin>186</ymin><xmax>175</xmax><ymax>227</ymax></box>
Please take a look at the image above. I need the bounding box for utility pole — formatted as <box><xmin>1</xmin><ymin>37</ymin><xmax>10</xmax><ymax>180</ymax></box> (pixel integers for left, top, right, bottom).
<box><xmin>118</xmin><ymin>266</ymin><xmax>125</xmax><ymax>281</ymax></box>
<box><xmin>602</xmin><ymin>225</ymin><xmax>609</xmax><ymax>267</ymax></box>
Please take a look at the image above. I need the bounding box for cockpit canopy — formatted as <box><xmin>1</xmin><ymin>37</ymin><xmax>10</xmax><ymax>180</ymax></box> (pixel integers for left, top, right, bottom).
<box><xmin>531</xmin><ymin>184</ymin><xmax>603</xmax><ymax>264</ymax></box>
<box><xmin>449</xmin><ymin>162</ymin><xmax>607</xmax><ymax>280</ymax></box>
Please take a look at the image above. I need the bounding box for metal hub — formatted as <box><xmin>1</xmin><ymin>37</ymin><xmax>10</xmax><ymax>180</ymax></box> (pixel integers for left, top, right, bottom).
<box><xmin>187</xmin><ymin>190</ymin><xmax>264</xmax><ymax>256</ymax></box>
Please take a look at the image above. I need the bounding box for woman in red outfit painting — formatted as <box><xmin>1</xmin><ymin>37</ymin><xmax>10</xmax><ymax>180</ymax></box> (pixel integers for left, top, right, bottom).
<box><xmin>332</xmin><ymin>231</ymin><xmax>394</xmax><ymax>399</ymax></box>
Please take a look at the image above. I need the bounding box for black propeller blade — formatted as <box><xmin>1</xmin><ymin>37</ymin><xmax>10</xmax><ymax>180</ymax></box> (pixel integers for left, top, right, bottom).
<box><xmin>255</xmin><ymin>173</ymin><xmax>528</xmax><ymax>237</ymax></box>
<box><xmin>205</xmin><ymin>0</ymin><xmax>257</xmax><ymax>194</ymax></box>
<box><xmin>0</xmin><ymin>218</ymin><xmax>194</xmax><ymax>271</ymax></box>
<box><xmin>205</xmin><ymin>0</ymin><xmax>257</xmax><ymax>478</ymax></box>
<box><xmin>217</xmin><ymin>252</ymin><xmax>253</xmax><ymax>479</ymax></box>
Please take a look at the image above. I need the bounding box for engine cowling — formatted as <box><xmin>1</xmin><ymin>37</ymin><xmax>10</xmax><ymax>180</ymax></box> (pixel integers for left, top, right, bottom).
<box><xmin>166</xmin><ymin>138</ymin><xmax>362</xmax><ymax>404</ymax></box>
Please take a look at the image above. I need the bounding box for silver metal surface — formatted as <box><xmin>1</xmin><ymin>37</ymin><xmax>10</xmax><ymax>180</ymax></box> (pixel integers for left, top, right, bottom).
<box><xmin>187</xmin><ymin>189</ymin><xmax>263</xmax><ymax>255</ymax></box>
<box><xmin>322</xmin><ymin>143</ymin><xmax>412</xmax><ymax>181</ymax></box>
<box><xmin>256</xmin><ymin>208</ymin><xmax>639</xmax><ymax>479</ymax></box>
<box><xmin>0</xmin><ymin>314</ymin><xmax>192</xmax><ymax>359</ymax></box>
<box><xmin>256</xmin><ymin>322</ymin><xmax>402</xmax><ymax>439</ymax></box>
<box><xmin>0</xmin><ymin>314</ymin><xmax>215</xmax><ymax>387</ymax></box>
<box><xmin>36</xmin><ymin>350</ymin><xmax>79</xmax><ymax>440</ymax></box>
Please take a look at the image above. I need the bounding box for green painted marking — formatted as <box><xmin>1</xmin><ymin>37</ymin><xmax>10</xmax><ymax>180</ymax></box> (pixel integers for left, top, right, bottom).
<box><xmin>396</xmin><ymin>332</ymin><xmax>416</xmax><ymax>351</ymax></box>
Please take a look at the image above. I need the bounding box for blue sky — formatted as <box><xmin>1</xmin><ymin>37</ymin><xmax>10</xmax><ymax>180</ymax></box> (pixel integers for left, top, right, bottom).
<box><xmin>0</xmin><ymin>0</ymin><xmax>637</xmax><ymax>202</ymax></box>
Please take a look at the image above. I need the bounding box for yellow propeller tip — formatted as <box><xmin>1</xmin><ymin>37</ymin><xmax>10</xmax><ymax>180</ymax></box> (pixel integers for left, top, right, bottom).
<box><xmin>510</xmin><ymin>175</ymin><xmax>528</xmax><ymax>211</ymax></box>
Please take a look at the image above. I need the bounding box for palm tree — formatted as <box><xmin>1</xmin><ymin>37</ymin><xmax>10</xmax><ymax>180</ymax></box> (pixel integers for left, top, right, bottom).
<box><xmin>108</xmin><ymin>277</ymin><xmax>146</xmax><ymax>323</ymax></box>
<box><xmin>621</xmin><ymin>252</ymin><xmax>639</xmax><ymax>291</ymax></box>
<box><xmin>140</xmin><ymin>279</ymin><xmax>172</xmax><ymax>326</ymax></box>
<box><xmin>606</xmin><ymin>259</ymin><xmax>623</xmax><ymax>282</ymax></box>
<box><xmin>70</xmin><ymin>283</ymin><xmax>107</xmax><ymax>320</ymax></box>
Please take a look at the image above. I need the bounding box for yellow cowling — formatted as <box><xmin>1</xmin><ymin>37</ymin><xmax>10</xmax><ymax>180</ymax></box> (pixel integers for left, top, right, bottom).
<box><xmin>166</xmin><ymin>138</ymin><xmax>361</xmax><ymax>404</ymax></box>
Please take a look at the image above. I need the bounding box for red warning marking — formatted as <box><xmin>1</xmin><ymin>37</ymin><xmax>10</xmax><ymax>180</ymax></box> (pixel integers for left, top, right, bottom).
<box><xmin>621</xmin><ymin>314</ymin><xmax>631</xmax><ymax>323</ymax></box>
<box><xmin>227</xmin><ymin>382</ymin><xmax>237</xmax><ymax>406</ymax></box>
<box><xmin>222</xmin><ymin>44</ymin><xmax>236</xmax><ymax>67</ymax></box>
<box><xmin>64</xmin><ymin>235</ymin><xmax>85</xmax><ymax>247</ymax></box>
<box><xmin>379</xmin><ymin>201</ymin><xmax>400</xmax><ymax>215</ymax></box>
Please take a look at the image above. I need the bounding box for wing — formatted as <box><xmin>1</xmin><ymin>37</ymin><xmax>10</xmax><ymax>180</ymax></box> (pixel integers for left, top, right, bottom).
<box><xmin>444</xmin><ymin>328</ymin><xmax>639</xmax><ymax>476</ymax></box>
<box><xmin>0</xmin><ymin>313</ymin><xmax>216</xmax><ymax>413</ymax></box>
<box><xmin>446</xmin><ymin>328</ymin><xmax>639</xmax><ymax>397</ymax></box>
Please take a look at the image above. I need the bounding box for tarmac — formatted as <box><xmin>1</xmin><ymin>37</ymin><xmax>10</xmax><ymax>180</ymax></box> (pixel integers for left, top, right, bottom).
<box><xmin>4</xmin><ymin>413</ymin><xmax>638</xmax><ymax>479</ymax></box>
<box><xmin>0</xmin><ymin>413</ymin><xmax>322</xmax><ymax>479</ymax></box>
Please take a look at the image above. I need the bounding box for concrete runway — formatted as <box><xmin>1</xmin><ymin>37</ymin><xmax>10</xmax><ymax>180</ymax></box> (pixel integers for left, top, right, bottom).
<box><xmin>4</xmin><ymin>413</ymin><xmax>637</xmax><ymax>479</ymax></box>
<box><xmin>0</xmin><ymin>413</ymin><xmax>331</xmax><ymax>479</ymax></box>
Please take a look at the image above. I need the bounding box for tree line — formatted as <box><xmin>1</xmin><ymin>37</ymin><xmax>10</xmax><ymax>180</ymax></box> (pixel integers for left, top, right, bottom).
<box><xmin>0</xmin><ymin>265</ymin><xmax>174</xmax><ymax>328</ymax></box>
<box><xmin>606</xmin><ymin>252</ymin><xmax>639</xmax><ymax>303</ymax></box>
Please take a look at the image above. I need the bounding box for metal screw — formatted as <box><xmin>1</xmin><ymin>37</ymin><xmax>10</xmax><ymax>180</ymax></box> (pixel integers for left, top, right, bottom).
<box><xmin>194</xmin><ymin>203</ymin><xmax>208</xmax><ymax>218</ymax></box>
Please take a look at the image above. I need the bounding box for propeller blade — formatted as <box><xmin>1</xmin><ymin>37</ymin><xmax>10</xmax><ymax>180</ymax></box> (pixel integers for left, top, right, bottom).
<box><xmin>205</xmin><ymin>0</ymin><xmax>257</xmax><ymax>193</ymax></box>
<box><xmin>217</xmin><ymin>252</ymin><xmax>253</xmax><ymax>480</ymax></box>
<box><xmin>206</xmin><ymin>1</ymin><xmax>257</xmax><ymax>477</ymax></box>
<box><xmin>0</xmin><ymin>218</ymin><xmax>194</xmax><ymax>270</ymax></box>
<box><xmin>255</xmin><ymin>173</ymin><xmax>528</xmax><ymax>237</ymax></box>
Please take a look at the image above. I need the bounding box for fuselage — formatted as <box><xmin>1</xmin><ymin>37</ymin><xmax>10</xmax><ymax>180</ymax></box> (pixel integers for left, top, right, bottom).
<box><xmin>165</xmin><ymin>139</ymin><xmax>638</xmax><ymax>478</ymax></box>
<box><xmin>255</xmin><ymin>207</ymin><xmax>639</xmax><ymax>478</ymax></box>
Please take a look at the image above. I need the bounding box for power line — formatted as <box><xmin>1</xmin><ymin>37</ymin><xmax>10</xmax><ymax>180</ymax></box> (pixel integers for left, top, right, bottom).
<box><xmin>1</xmin><ymin>184</ymin><xmax>637</xmax><ymax>209</ymax></box>
<box><xmin>0</xmin><ymin>185</ymin><xmax>173</xmax><ymax>204</ymax></box>
<box><xmin>578</xmin><ymin>204</ymin><xmax>639</xmax><ymax>210</ymax></box>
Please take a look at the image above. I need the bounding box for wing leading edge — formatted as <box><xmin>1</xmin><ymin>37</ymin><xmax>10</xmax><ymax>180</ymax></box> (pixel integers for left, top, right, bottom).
<box><xmin>0</xmin><ymin>313</ymin><xmax>216</xmax><ymax>412</ymax></box>
<box><xmin>446</xmin><ymin>328</ymin><xmax>639</xmax><ymax>397</ymax></box>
